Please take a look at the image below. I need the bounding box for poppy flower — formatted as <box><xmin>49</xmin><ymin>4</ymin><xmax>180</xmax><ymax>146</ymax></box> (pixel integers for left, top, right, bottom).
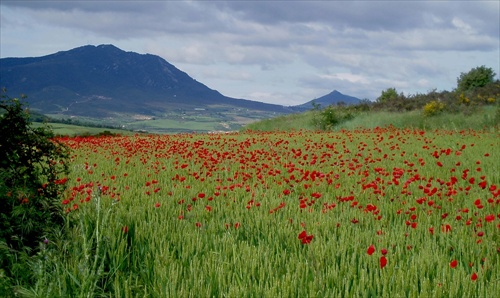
<box><xmin>380</xmin><ymin>256</ymin><xmax>387</xmax><ymax>269</ymax></box>
<box><xmin>298</xmin><ymin>230</ymin><xmax>313</xmax><ymax>244</ymax></box>
<box><xmin>301</xmin><ymin>235</ymin><xmax>314</xmax><ymax>244</ymax></box>
<box><xmin>367</xmin><ymin>244</ymin><xmax>375</xmax><ymax>256</ymax></box>
<box><xmin>471</xmin><ymin>272</ymin><xmax>478</xmax><ymax>281</ymax></box>
<box><xmin>441</xmin><ymin>224</ymin><xmax>452</xmax><ymax>233</ymax></box>
<box><xmin>485</xmin><ymin>215</ymin><xmax>495</xmax><ymax>223</ymax></box>
<box><xmin>450</xmin><ymin>260</ymin><xmax>457</xmax><ymax>268</ymax></box>
<box><xmin>155</xmin><ymin>202</ymin><xmax>161</xmax><ymax>208</ymax></box>
<box><xmin>298</xmin><ymin>230</ymin><xmax>307</xmax><ymax>240</ymax></box>
<box><xmin>381</xmin><ymin>248</ymin><xmax>388</xmax><ymax>255</ymax></box>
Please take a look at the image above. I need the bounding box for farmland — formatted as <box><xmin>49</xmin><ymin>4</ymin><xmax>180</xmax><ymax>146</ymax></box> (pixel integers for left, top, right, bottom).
<box><xmin>27</xmin><ymin>127</ymin><xmax>500</xmax><ymax>297</ymax></box>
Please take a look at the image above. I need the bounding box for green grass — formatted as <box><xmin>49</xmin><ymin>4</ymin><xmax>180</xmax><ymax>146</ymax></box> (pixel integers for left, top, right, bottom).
<box><xmin>337</xmin><ymin>106</ymin><xmax>499</xmax><ymax>131</ymax></box>
<box><xmin>244</xmin><ymin>111</ymin><xmax>316</xmax><ymax>131</ymax></box>
<box><xmin>244</xmin><ymin>105</ymin><xmax>500</xmax><ymax>132</ymax></box>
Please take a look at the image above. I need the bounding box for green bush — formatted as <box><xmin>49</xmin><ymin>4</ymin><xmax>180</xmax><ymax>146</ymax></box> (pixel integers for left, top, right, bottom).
<box><xmin>457</xmin><ymin>65</ymin><xmax>496</xmax><ymax>93</ymax></box>
<box><xmin>0</xmin><ymin>90</ymin><xmax>70</xmax><ymax>292</ymax></box>
<box><xmin>311</xmin><ymin>104</ymin><xmax>357</xmax><ymax>130</ymax></box>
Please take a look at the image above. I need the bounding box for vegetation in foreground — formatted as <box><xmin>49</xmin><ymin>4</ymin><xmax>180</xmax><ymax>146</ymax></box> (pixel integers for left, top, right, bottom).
<box><xmin>0</xmin><ymin>91</ymin><xmax>69</xmax><ymax>295</ymax></box>
<box><xmin>7</xmin><ymin>128</ymin><xmax>499</xmax><ymax>297</ymax></box>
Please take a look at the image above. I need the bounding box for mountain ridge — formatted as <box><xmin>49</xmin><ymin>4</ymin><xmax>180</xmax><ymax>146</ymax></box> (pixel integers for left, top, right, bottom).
<box><xmin>1</xmin><ymin>44</ymin><xmax>294</xmax><ymax>116</ymax></box>
<box><xmin>1</xmin><ymin>44</ymin><xmax>362</xmax><ymax>132</ymax></box>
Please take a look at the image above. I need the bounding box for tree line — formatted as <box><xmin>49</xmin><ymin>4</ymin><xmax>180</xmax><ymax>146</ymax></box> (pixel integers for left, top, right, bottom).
<box><xmin>312</xmin><ymin>66</ymin><xmax>499</xmax><ymax>129</ymax></box>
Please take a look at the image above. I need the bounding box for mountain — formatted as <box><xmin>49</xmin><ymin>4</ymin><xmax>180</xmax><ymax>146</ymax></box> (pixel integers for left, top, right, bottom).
<box><xmin>0</xmin><ymin>44</ymin><xmax>293</xmax><ymax>118</ymax></box>
<box><xmin>297</xmin><ymin>90</ymin><xmax>361</xmax><ymax>109</ymax></box>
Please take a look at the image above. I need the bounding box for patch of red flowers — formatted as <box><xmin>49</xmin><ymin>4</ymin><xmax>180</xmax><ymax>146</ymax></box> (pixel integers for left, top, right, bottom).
<box><xmin>298</xmin><ymin>230</ymin><xmax>314</xmax><ymax>244</ymax></box>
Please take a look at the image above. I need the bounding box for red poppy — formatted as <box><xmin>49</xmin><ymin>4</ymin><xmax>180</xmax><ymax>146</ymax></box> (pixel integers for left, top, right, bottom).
<box><xmin>441</xmin><ymin>224</ymin><xmax>452</xmax><ymax>233</ymax></box>
<box><xmin>298</xmin><ymin>230</ymin><xmax>307</xmax><ymax>240</ymax></box>
<box><xmin>381</xmin><ymin>248</ymin><xmax>388</xmax><ymax>255</ymax></box>
<box><xmin>298</xmin><ymin>230</ymin><xmax>313</xmax><ymax>244</ymax></box>
<box><xmin>450</xmin><ymin>260</ymin><xmax>457</xmax><ymax>268</ymax></box>
<box><xmin>195</xmin><ymin>222</ymin><xmax>202</xmax><ymax>228</ymax></box>
<box><xmin>367</xmin><ymin>244</ymin><xmax>375</xmax><ymax>256</ymax></box>
<box><xmin>301</xmin><ymin>234</ymin><xmax>314</xmax><ymax>244</ymax></box>
<box><xmin>155</xmin><ymin>202</ymin><xmax>161</xmax><ymax>208</ymax></box>
<box><xmin>485</xmin><ymin>214</ymin><xmax>495</xmax><ymax>223</ymax></box>
<box><xmin>471</xmin><ymin>272</ymin><xmax>478</xmax><ymax>281</ymax></box>
<box><xmin>380</xmin><ymin>256</ymin><xmax>387</xmax><ymax>269</ymax></box>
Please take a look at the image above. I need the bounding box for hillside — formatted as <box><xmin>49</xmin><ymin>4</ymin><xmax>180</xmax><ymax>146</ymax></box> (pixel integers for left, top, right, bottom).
<box><xmin>244</xmin><ymin>105</ymin><xmax>499</xmax><ymax>132</ymax></box>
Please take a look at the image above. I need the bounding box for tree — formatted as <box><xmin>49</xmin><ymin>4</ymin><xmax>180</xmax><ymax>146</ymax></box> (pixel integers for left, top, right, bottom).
<box><xmin>0</xmin><ymin>89</ymin><xmax>69</xmax><ymax>286</ymax></box>
<box><xmin>457</xmin><ymin>66</ymin><xmax>496</xmax><ymax>93</ymax></box>
<box><xmin>377</xmin><ymin>88</ymin><xmax>399</xmax><ymax>104</ymax></box>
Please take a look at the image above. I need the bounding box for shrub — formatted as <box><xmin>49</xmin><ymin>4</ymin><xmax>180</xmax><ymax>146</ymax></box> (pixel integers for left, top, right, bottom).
<box><xmin>312</xmin><ymin>104</ymin><xmax>357</xmax><ymax>130</ymax></box>
<box><xmin>423</xmin><ymin>100</ymin><xmax>445</xmax><ymax>116</ymax></box>
<box><xmin>0</xmin><ymin>90</ymin><xmax>70</xmax><ymax>290</ymax></box>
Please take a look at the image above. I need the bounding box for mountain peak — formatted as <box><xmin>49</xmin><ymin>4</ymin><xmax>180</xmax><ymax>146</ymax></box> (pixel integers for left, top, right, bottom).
<box><xmin>297</xmin><ymin>89</ymin><xmax>361</xmax><ymax>109</ymax></box>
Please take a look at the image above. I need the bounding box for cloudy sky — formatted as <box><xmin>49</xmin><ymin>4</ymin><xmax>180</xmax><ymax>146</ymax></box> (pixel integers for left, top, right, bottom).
<box><xmin>1</xmin><ymin>1</ymin><xmax>499</xmax><ymax>106</ymax></box>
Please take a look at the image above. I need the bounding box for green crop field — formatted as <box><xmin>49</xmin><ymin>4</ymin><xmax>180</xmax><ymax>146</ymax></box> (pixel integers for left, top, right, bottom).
<box><xmin>31</xmin><ymin>122</ymin><xmax>133</xmax><ymax>136</ymax></box>
<box><xmin>21</xmin><ymin>127</ymin><xmax>500</xmax><ymax>297</ymax></box>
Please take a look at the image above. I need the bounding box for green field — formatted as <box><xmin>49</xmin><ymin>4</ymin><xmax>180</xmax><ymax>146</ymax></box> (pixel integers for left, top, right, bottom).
<box><xmin>32</xmin><ymin>122</ymin><xmax>133</xmax><ymax>136</ymax></box>
<box><xmin>41</xmin><ymin>106</ymin><xmax>280</xmax><ymax>135</ymax></box>
<box><xmin>15</xmin><ymin>127</ymin><xmax>499</xmax><ymax>297</ymax></box>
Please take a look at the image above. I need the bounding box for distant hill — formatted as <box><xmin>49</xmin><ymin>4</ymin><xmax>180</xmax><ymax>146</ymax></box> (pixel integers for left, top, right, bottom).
<box><xmin>297</xmin><ymin>90</ymin><xmax>361</xmax><ymax>109</ymax></box>
<box><xmin>0</xmin><ymin>44</ymin><xmax>294</xmax><ymax>118</ymax></box>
